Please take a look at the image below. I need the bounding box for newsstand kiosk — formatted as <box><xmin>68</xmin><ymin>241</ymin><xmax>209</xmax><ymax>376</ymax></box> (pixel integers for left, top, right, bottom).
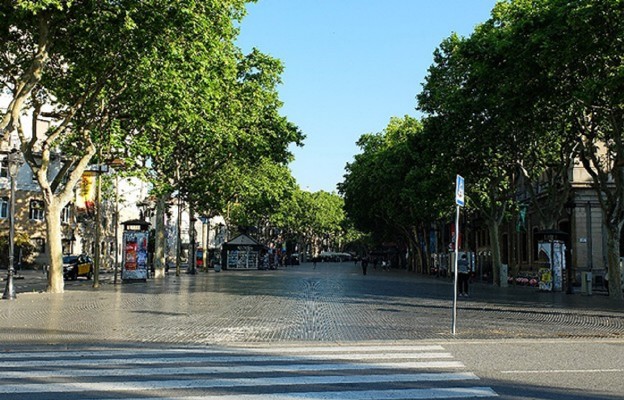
<box><xmin>121</xmin><ymin>219</ymin><xmax>150</xmax><ymax>282</ymax></box>
<box><xmin>536</xmin><ymin>230</ymin><xmax>567</xmax><ymax>292</ymax></box>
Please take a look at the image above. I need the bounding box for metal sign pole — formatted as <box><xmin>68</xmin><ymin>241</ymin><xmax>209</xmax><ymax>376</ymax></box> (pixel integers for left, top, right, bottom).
<box><xmin>452</xmin><ymin>204</ymin><xmax>460</xmax><ymax>335</ymax></box>
<box><xmin>452</xmin><ymin>175</ymin><xmax>464</xmax><ymax>335</ymax></box>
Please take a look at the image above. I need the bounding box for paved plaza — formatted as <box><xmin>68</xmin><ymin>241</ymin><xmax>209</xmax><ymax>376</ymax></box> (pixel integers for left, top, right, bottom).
<box><xmin>1</xmin><ymin>262</ymin><xmax>623</xmax><ymax>345</ymax></box>
<box><xmin>1</xmin><ymin>263</ymin><xmax>624</xmax><ymax>400</ymax></box>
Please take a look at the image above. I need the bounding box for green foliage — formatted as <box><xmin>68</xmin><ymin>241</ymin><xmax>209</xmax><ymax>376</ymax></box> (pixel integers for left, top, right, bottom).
<box><xmin>269</xmin><ymin>187</ymin><xmax>347</xmax><ymax>250</ymax></box>
<box><xmin>340</xmin><ymin>116</ymin><xmax>444</xmax><ymax>246</ymax></box>
<box><xmin>119</xmin><ymin>8</ymin><xmax>304</xmax><ymax>219</ymax></box>
<box><xmin>0</xmin><ymin>232</ymin><xmax>36</xmax><ymax>267</ymax></box>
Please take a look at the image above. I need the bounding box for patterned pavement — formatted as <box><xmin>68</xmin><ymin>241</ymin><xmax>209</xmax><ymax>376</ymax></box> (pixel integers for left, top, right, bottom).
<box><xmin>0</xmin><ymin>262</ymin><xmax>623</xmax><ymax>345</ymax></box>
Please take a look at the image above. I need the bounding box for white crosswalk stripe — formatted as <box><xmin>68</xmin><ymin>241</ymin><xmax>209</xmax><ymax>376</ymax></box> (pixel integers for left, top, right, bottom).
<box><xmin>0</xmin><ymin>344</ymin><xmax>498</xmax><ymax>399</ymax></box>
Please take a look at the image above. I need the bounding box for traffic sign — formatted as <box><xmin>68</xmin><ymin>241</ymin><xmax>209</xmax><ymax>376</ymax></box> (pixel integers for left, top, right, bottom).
<box><xmin>455</xmin><ymin>175</ymin><xmax>465</xmax><ymax>207</ymax></box>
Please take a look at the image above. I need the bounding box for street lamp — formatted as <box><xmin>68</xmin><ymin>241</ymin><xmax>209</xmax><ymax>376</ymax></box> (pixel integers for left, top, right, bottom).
<box><xmin>188</xmin><ymin>216</ymin><xmax>197</xmax><ymax>274</ymax></box>
<box><xmin>564</xmin><ymin>200</ymin><xmax>576</xmax><ymax>294</ymax></box>
<box><xmin>3</xmin><ymin>148</ymin><xmax>23</xmax><ymax>300</ymax></box>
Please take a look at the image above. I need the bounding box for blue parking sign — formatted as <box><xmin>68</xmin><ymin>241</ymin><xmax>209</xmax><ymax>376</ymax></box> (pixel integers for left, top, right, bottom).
<box><xmin>456</xmin><ymin>175</ymin><xmax>465</xmax><ymax>206</ymax></box>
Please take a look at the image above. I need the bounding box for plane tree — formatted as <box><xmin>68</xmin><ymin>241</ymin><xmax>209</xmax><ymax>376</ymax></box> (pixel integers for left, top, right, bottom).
<box><xmin>270</xmin><ymin>188</ymin><xmax>345</xmax><ymax>260</ymax></box>
<box><xmin>340</xmin><ymin>116</ymin><xmax>447</xmax><ymax>271</ymax></box>
<box><xmin>124</xmin><ymin>41</ymin><xmax>304</xmax><ymax>276</ymax></box>
<box><xmin>0</xmin><ymin>0</ymin><xmax>256</xmax><ymax>292</ymax></box>
<box><xmin>417</xmin><ymin>28</ymin><xmax>534</xmax><ymax>285</ymax></box>
<box><xmin>493</xmin><ymin>0</ymin><xmax>624</xmax><ymax>299</ymax></box>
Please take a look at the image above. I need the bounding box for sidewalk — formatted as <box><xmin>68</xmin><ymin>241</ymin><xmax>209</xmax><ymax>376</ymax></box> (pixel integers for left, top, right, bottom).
<box><xmin>0</xmin><ymin>265</ymin><xmax>623</xmax><ymax>345</ymax></box>
<box><xmin>388</xmin><ymin>269</ymin><xmax>624</xmax><ymax>314</ymax></box>
<box><xmin>5</xmin><ymin>267</ymin><xmax>623</xmax><ymax>313</ymax></box>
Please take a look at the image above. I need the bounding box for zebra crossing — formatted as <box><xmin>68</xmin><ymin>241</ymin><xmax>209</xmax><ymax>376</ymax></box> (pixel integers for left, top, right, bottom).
<box><xmin>0</xmin><ymin>344</ymin><xmax>498</xmax><ymax>399</ymax></box>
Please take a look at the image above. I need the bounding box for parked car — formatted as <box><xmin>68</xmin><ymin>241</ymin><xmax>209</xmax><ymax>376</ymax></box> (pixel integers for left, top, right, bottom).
<box><xmin>63</xmin><ymin>254</ymin><xmax>93</xmax><ymax>280</ymax></box>
<box><xmin>285</xmin><ymin>254</ymin><xmax>300</xmax><ymax>266</ymax></box>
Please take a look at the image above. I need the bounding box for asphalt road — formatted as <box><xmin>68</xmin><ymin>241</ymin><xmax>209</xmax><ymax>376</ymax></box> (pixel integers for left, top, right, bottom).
<box><xmin>0</xmin><ymin>262</ymin><xmax>623</xmax><ymax>399</ymax></box>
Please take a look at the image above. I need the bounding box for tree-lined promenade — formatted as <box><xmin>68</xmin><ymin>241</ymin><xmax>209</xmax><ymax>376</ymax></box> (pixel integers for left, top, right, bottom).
<box><xmin>340</xmin><ymin>0</ymin><xmax>624</xmax><ymax>301</ymax></box>
<box><xmin>2</xmin><ymin>1</ymin><xmax>624</xmax><ymax>302</ymax></box>
<box><xmin>1</xmin><ymin>1</ymin><xmax>310</xmax><ymax>293</ymax></box>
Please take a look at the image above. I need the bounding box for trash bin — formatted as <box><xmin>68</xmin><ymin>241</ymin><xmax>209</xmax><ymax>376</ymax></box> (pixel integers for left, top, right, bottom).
<box><xmin>214</xmin><ymin>264</ymin><xmax>221</xmax><ymax>272</ymax></box>
<box><xmin>581</xmin><ymin>271</ymin><xmax>592</xmax><ymax>295</ymax></box>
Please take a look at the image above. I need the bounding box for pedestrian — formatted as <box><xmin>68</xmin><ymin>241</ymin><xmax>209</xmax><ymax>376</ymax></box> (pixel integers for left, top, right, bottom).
<box><xmin>457</xmin><ymin>254</ymin><xmax>470</xmax><ymax>297</ymax></box>
<box><xmin>361</xmin><ymin>257</ymin><xmax>368</xmax><ymax>275</ymax></box>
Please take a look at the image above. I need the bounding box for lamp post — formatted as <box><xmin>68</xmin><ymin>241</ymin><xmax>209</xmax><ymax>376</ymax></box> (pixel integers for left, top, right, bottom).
<box><xmin>188</xmin><ymin>215</ymin><xmax>197</xmax><ymax>274</ymax></box>
<box><xmin>564</xmin><ymin>200</ymin><xmax>576</xmax><ymax>294</ymax></box>
<box><xmin>108</xmin><ymin>157</ymin><xmax>125</xmax><ymax>285</ymax></box>
<box><xmin>70</xmin><ymin>221</ymin><xmax>77</xmax><ymax>255</ymax></box>
<box><xmin>3</xmin><ymin>148</ymin><xmax>23</xmax><ymax>300</ymax></box>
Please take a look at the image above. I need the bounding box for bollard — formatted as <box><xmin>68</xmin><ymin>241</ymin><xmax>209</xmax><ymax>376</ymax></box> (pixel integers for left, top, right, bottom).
<box><xmin>581</xmin><ymin>271</ymin><xmax>592</xmax><ymax>295</ymax></box>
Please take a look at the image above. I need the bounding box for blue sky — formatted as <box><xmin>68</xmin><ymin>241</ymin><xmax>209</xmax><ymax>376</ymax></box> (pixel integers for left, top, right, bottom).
<box><xmin>237</xmin><ymin>1</ymin><xmax>499</xmax><ymax>193</ymax></box>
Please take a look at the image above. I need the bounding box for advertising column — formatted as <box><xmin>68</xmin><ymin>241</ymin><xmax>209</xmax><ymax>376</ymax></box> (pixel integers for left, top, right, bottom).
<box><xmin>538</xmin><ymin>240</ymin><xmax>566</xmax><ymax>291</ymax></box>
<box><xmin>122</xmin><ymin>230</ymin><xmax>149</xmax><ymax>281</ymax></box>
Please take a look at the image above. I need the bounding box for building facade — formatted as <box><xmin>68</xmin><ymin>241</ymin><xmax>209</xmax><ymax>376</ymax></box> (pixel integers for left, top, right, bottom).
<box><xmin>471</xmin><ymin>161</ymin><xmax>611</xmax><ymax>289</ymax></box>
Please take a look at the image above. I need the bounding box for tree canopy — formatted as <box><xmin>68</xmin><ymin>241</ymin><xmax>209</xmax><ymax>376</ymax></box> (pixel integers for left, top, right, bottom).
<box><xmin>1</xmin><ymin>0</ymin><xmax>304</xmax><ymax>291</ymax></box>
<box><xmin>342</xmin><ymin>0</ymin><xmax>624</xmax><ymax>299</ymax></box>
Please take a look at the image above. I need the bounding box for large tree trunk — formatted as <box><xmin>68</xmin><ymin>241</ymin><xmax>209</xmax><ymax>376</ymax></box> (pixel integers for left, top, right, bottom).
<box><xmin>422</xmin><ymin>224</ymin><xmax>432</xmax><ymax>274</ymax></box>
<box><xmin>488</xmin><ymin>221</ymin><xmax>502</xmax><ymax>286</ymax></box>
<box><xmin>407</xmin><ymin>238</ymin><xmax>417</xmax><ymax>272</ymax></box>
<box><xmin>605</xmin><ymin>224</ymin><xmax>623</xmax><ymax>300</ymax></box>
<box><xmin>152</xmin><ymin>193</ymin><xmax>169</xmax><ymax>278</ymax></box>
<box><xmin>45</xmin><ymin>201</ymin><xmax>64</xmax><ymax>293</ymax></box>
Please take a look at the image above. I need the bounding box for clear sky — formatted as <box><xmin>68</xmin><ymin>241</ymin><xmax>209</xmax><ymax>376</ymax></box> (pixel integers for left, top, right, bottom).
<box><xmin>237</xmin><ymin>0</ymin><xmax>499</xmax><ymax>193</ymax></box>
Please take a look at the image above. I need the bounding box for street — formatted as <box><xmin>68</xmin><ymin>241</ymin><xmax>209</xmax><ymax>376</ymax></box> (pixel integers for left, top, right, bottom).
<box><xmin>0</xmin><ymin>262</ymin><xmax>623</xmax><ymax>399</ymax></box>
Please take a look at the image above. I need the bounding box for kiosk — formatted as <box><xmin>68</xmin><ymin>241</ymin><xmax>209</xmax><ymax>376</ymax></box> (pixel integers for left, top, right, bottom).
<box><xmin>221</xmin><ymin>234</ymin><xmax>266</xmax><ymax>270</ymax></box>
<box><xmin>121</xmin><ymin>219</ymin><xmax>150</xmax><ymax>282</ymax></box>
<box><xmin>536</xmin><ymin>230</ymin><xmax>568</xmax><ymax>292</ymax></box>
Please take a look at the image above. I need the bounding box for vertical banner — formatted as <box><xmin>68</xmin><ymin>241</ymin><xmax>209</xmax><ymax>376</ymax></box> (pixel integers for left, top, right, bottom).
<box><xmin>76</xmin><ymin>171</ymin><xmax>97</xmax><ymax>216</ymax></box>
<box><xmin>122</xmin><ymin>230</ymin><xmax>149</xmax><ymax>281</ymax></box>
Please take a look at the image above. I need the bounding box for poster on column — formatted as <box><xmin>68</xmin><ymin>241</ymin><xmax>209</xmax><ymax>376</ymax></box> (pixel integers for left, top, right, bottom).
<box><xmin>122</xmin><ymin>230</ymin><xmax>149</xmax><ymax>281</ymax></box>
<box><xmin>538</xmin><ymin>240</ymin><xmax>566</xmax><ymax>291</ymax></box>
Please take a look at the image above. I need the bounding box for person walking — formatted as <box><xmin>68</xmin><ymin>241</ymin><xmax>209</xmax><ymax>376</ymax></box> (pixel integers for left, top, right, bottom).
<box><xmin>361</xmin><ymin>257</ymin><xmax>368</xmax><ymax>275</ymax></box>
<box><xmin>457</xmin><ymin>253</ymin><xmax>470</xmax><ymax>297</ymax></box>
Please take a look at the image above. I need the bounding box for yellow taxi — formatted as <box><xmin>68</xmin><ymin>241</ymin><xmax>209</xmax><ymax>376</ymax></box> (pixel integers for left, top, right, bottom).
<box><xmin>62</xmin><ymin>254</ymin><xmax>93</xmax><ymax>280</ymax></box>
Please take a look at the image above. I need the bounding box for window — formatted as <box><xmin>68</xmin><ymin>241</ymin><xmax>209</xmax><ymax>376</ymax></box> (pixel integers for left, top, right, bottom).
<box><xmin>62</xmin><ymin>239</ymin><xmax>72</xmax><ymax>255</ymax></box>
<box><xmin>61</xmin><ymin>204</ymin><xmax>71</xmax><ymax>224</ymax></box>
<box><xmin>0</xmin><ymin>158</ymin><xmax>7</xmax><ymax>178</ymax></box>
<box><xmin>33</xmin><ymin>238</ymin><xmax>46</xmax><ymax>253</ymax></box>
<box><xmin>520</xmin><ymin>231</ymin><xmax>528</xmax><ymax>262</ymax></box>
<box><xmin>29</xmin><ymin>200</ymin><xmax>45</xmax><ymax>221</ymax></box>
<box><xmin>0</xmin><ymin>197</ymin><xmax>7</xmax><ymax>219</ymax></box>
<box><xmin>532</xmin><ymin>227</ymin><xmax>540</xmax><ymax>261</ymax></box>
